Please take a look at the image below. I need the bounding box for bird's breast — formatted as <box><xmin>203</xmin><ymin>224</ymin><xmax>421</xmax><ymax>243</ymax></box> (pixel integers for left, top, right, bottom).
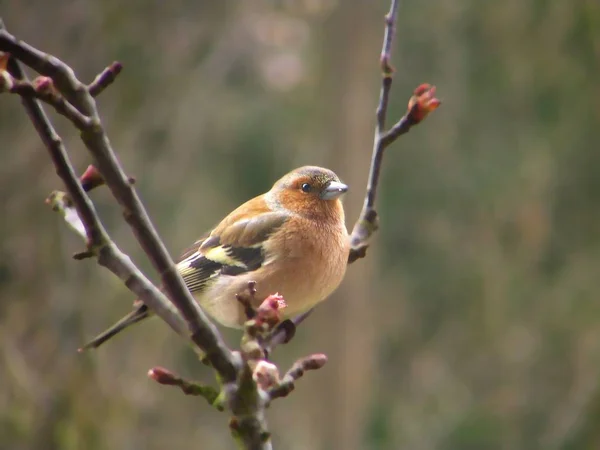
<box><xmin>260</xmin><ymin>219</ymin><xmax>348</xmax><ymax>313</ymax></box>
<box><xmin>198</xmin><ymin>219</ymin><xmax>348</xmax><ymax>328</ymax></box>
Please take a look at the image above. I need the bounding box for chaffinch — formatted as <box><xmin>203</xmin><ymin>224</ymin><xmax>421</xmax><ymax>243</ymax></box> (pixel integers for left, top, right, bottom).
<box><xmin>82</xmin><ymin>166</ymin><xmax>349</xmax><ymax>349</ymax></box>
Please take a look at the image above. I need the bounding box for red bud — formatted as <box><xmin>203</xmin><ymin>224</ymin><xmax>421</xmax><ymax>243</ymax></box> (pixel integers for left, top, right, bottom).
<box><xmin>255</xmin><ymin>293</ymin><xmax>287</xmax><ymax>328</ymax></box>
<box><xmin>148</xmin><ymin>366</ymin><xmax>179</xmax><ymax>385</ymax></box>
<box><xmin>80</xmin><ymin>165</ymin><xmax>105</xmax><ymax>191</ymax></box>
<box><xmin>304</xmin><ymin>353</ymin><xmax>328</xmax><ymax>370</ymax></box>
<box><xmin>407</xmin><ymin>83</ymin><xmax>441</xmax><ymax>123</ymax></box>
<box><xmin>33</xmin><ymin>76</ymin><xmax>55</xmax><ymax>94</ymax></box>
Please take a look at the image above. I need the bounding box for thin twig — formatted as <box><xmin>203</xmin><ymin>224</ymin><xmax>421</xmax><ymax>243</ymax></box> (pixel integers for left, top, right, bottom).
<box><xmin>348</xmin><ymin>0</ymin><xmax>400</xmax><ymax>262</ymax></box>
<box><xmin>380</xmin><ymin>112</ymin><xmax>415</xmax><ymax>147</ymax></box>
<box><xmin>268</xmin><ymin>354</ymin><xmax>328</xmax><ymax>401</ymax></box>
<box><xmin>348</xmin><ymin>0</ymin><xmax>440</xmax><ymax>263</ymax></box>
<box><xmin>148</xmin><ymin>366</ymin><xmax>224</xmax><ymax>411</ymax></box>
<box><xmin>2</xmin><ymin>76</ymin><xmax>91</xmax><ymax>129</ymax></box>
<box><xmin>376</xmin><ymin>0</ymin><xmax>399</xmax><ymax>131</ymax></box>
<box><xmin>88</xmin><ymin>61</ymin><xmax>122</xmax><ymax>97</ymax></box>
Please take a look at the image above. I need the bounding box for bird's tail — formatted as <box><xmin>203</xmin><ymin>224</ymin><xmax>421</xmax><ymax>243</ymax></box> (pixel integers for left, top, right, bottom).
<box><xmin>79</xmin><ymin>304</ymin><xmax>149</xmax><ymax>351</ymax></box>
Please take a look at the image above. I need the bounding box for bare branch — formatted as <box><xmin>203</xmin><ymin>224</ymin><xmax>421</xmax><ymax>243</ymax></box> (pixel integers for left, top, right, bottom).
<box><xmin>148</xmin><ymin>366</ymin><xmax>224</xmax><ymax>411</ymax></box>
<box><xmin>0</xmin><ymin>28</ymin><xmax>239</xmax><ymax>383</ymax></box>
<box><xmin>268</xmin><ymin>354</ymin><xmax>328</xmax><ymax>401</ymax></box>
<box><xmin>348</xmin><ymin>0</ymin><xmax>440</xmax><ymax>263</ymax></box>
<box><xmin>88</xmin><ymin>61</ymin><xmax>122</xmax><ymax>97</ymax></box>
<box><xmin>0</xmin><ymin>52</ymin><xmax>188</xmax><ymax>343</ymax></box>
<box><xmin>1</xmin><ymin>74</ymin><xmax>91</xmax><ymax>129</ymax></box>
<box><xmin>376</xmin><ymin>0</ymin><xmax>399</xmax><ymax>131</ymax></box>
<box><xmin>227</xmin><ymin>364</ymin><xmax>272</xmax><ymax>450</ymax></box>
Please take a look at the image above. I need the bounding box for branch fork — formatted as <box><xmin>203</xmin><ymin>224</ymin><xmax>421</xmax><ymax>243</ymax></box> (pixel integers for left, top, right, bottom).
<box><xmin>148</xmin><ymin>288</ymin><xmax>328</xmax><ymax>414</ymax></box>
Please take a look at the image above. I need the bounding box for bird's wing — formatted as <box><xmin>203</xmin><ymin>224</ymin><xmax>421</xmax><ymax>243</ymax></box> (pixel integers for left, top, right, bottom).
<box><xmin>176</xmin><ymin>210</ymin><xmax>288</xmax><ymax>294</ymax></box>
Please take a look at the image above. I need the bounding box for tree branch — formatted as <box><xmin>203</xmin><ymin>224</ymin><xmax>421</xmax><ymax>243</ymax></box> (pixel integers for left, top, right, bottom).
<box><xmin>0</xmin><ymin>48</ymin><xmax>188</xmax><ymax>343</ymax></box>
<box><xmin>88</xmin><ymin>61</ymin><xmax>122</xmax><ymax>97</ymax></box>
<box><xmin>0</xmin><ymin>22</ymin><xmax>279</xmax><ymax>447</ymax></box>
<box><xmin>348</xmin><ymin>0</ymin><xmax>440</xmax><ymax>263</ymax></box>
<box><xmin>0</xmin><ymin>75</ymin><xmax>92</xmax><ymax>129</ymax></box>
<box><xmin>0</xmin><ymin>28</ymin><xmax>239</xmax><ymax>383</ymax></box>
<box><xmin>267</xmin><ymin>354</ymin><xmax>328</xmax><ymax>401</ymax></box>
<box><xmin>148</xmin><ymin>366</ymin><xmax>224</xmax><ymax>411</ymax></box>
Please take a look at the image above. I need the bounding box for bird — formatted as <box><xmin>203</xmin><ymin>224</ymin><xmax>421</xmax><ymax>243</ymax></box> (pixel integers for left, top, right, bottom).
<box><xmin>81</xmin><ymin>166</ymin><xmax>349</xmax><ymax>350</ymax></box>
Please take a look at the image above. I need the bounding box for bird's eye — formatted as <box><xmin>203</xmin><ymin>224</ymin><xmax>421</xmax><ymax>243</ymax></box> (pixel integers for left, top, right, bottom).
<box><xmin>301</xmin><ymin>183</ymin><xmax>311</xmax><ymax>193</ymax></box>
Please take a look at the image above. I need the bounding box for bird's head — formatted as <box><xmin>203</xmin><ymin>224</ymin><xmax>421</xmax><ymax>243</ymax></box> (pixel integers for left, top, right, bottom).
<box><xmin>268</xmin><ymin>166</ymin><xmax>348</xmax><ymax>221</ymax></box>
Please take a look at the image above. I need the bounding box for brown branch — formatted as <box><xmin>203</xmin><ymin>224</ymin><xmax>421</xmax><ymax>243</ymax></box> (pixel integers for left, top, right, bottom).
<box><xmin>227</xmin><ymin>364</ymin><xmax>272</xmax><ymax>450</ymax></box>
<box><xmin>88</xmin><ymin>61</ymin><xmax>122</xmax><ymax>97</ymax></box>
<box><xmin>0</xmin><ymin>50</ymin><xmax>188</xmax><ymax>343</ymax></box>
<box><xmin>1</xmin><ymin>75</ymin><xmax>91</xmax><ymax>129</ymax></box>
<box><xmin>0</xmin><ymin>28</ymin><xmax>239</xmax><ymax>384</ymax></box>
<box><xmin>376</xmin><ymin>0</ymin><xmax>399</xmax><ymax>131</ymax></box>
<box><xmin>348</xmin><ymin>0</ymin><xmax>440</xmax><ymax>263</ymax></box>
<box><xmin>346</xmin><ymin>0</ymin><xmax>400</xmax><ymax>264</ymax></box>
<box><xmin>268</xmin><ymin>354</ymin><xmax>328</xmax><ymax>401</ymax></box>
<box><xmin>149</xmin><ymin>363</ymin><xmax>273</xmax><ymax>449</ymax></box>
<box><xmin>148</xmin><ymin>366</ymin><xmax>224</xmax><ymax>411</ymax></box>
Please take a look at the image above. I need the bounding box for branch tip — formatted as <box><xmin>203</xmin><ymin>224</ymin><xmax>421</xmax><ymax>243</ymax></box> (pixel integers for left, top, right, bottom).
<box><xmin>73</xmin><ymin>250</ymin><xmax>95</xmax><ymax>260</ymax></box>
<box><xmin>148</xmin><ymin>366</ymin><xmax>179</xmax><ymax>385</ymax></box>
<box><xmin>89</xmin><ymin>60</ymin><xmax>123</xmax><ymax>97</ymax></box>
<box><xmin>268</xmin><ymin>353</ymin><xmax>328</xmax><ymax>400</ymax></box>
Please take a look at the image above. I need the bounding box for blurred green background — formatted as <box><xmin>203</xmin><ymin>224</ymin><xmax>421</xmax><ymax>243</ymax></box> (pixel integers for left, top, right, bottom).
<box><xmin>1</xmin><ymin>0</ymin><xmax>600</xmax><ymax>449</ymax></box>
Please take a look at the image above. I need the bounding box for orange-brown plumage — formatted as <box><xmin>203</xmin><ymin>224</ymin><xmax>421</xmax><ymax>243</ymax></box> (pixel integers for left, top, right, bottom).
<box><xmin>82</xmin><ymin>166</ymin><xmax>349</xmax><ymax>349</ymax></box>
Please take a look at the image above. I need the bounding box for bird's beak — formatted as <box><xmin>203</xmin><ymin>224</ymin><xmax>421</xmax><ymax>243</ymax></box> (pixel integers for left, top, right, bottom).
<box><xmin>321</xmin><ymin>181</ymin><xmax>348</xmax><ymax>200</ymax></box>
